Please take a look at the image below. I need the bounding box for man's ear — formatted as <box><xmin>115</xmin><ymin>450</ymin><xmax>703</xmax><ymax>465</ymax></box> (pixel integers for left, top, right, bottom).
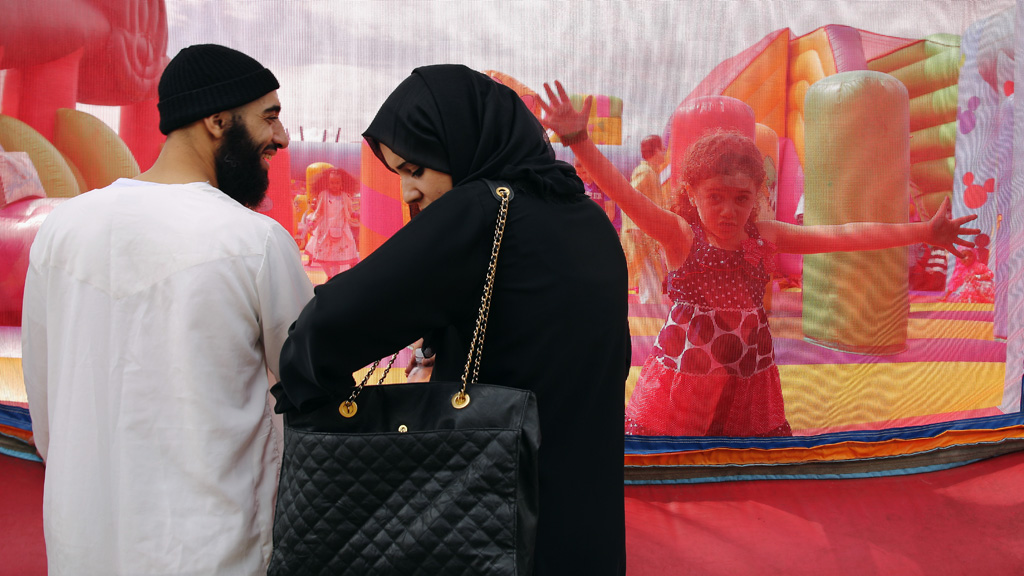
<box><xmin>202</xmin><ymin>112</ymin><xmax>231</xmax><ymax>139</ymax></box>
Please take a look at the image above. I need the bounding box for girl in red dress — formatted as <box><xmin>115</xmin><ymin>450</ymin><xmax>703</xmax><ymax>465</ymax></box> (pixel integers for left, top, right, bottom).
<box><xmin>540</xmin><ymin>81</ymin><xmax>980</xmax><ymax>437</ymax></box>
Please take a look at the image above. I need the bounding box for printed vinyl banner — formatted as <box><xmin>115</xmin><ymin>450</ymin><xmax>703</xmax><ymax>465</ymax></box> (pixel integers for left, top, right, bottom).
<box><xmin>1</xmin><ymin>0</ymin><xmax>1022</xmax><ymax>480</ymax></box>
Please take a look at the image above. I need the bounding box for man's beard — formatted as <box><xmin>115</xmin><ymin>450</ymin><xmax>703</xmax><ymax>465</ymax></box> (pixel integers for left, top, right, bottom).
<box><xmin>214</xmin><ymin>117</ymin><xmax>271</xmax><ymax>208</ymax></box>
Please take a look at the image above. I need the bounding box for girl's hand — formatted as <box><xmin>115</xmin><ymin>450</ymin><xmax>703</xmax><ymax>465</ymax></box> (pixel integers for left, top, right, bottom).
<box><xmin>538</xmin><ymin>81</ymin><xmax>592</xmax><ymax>140</ymax></box>
<box><xmin>928</xmin><ymin>196</ymin><xmax>980</xmax><ymax>258</ymax></box>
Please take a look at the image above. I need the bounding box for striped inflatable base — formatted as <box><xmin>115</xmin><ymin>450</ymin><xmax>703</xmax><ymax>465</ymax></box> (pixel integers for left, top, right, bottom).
<box><xmin>624</xmin><ymin>286</ymin><xmax>1022</xmax><ymax>482</ymax></box>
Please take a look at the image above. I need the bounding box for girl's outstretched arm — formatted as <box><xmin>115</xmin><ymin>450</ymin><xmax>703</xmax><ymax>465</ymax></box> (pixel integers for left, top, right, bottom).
<box><xmin>759</xmin><ymin>197</ymin><xmax>980</xmax><ymax>257</ymax></box>
<box><xmin>538</xmin><ymin>81</ymin><xmax>692</xmax><ymax>268</ymax></box>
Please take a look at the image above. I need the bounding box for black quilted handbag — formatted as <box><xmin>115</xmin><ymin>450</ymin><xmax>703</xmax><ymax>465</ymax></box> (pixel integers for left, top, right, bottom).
<box><xmin>269</xmin><ymin>182</ymin><xmax>540</xmax><ymax>576</ymax></box>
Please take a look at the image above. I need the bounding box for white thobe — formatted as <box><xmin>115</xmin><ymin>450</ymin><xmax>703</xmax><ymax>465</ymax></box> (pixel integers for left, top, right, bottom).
<box><xmin>22</xmin><ymin>179</ymin><xmax>314</xmax><ymax>575</ymax></box>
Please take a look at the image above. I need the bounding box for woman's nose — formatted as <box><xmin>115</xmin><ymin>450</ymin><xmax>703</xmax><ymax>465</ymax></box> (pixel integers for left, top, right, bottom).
<box><xmin>401</xmin><ymin>182</ymin><xmax>420</xmax><ymax>203</ymax></box>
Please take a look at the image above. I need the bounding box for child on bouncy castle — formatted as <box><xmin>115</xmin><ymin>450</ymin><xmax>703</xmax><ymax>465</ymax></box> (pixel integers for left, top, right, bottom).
<box><xmin>539</xmin><ymin>81</ymin><xmax>980</xmax><ymax>437</ymax></box>
<box><xmin>305</xmin><ymin>168</ymin><xmax>360</xmax><ymax>278</ymax></box>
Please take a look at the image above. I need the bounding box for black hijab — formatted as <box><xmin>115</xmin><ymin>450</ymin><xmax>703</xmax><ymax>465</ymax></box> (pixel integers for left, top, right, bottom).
<box><xmin>362</xmin><ymin>64</ymin><xmax>583</xmax><ymax>198</ymax></box>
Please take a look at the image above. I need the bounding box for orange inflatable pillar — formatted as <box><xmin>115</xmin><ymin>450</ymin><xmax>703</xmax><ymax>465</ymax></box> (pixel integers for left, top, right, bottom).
<box><xmin>358</xmin><ymin>141</ymin><xmax>404</xmax><ymax>259</ymax></box>
<box><xmin>669</xmin><ymin>96</ymin><xmax>756</xmax><ymax>191</ymax></box>
<box><xmin>120</xmin><ymin>98</ymin><xmax>163</xmax><ymax>171</ymax></box>
<box><xmin>12</xmin><ymin>48</ymin><xmax>83</xmax><ymax>141</ymax></box>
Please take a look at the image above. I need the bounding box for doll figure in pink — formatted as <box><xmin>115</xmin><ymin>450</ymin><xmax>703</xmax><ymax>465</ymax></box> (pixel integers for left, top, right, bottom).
<box><xmin>540</xmin><ymin>81</ymin><xmax>980</xmax><ymax>437</ymax></box>
<box><xmin>305</xmin><ymin>168</ymin><xmax>359</xmax><ymax>278</ymax></box>
<box><xmin>945</xmin><ymin>247</ymin><xmax>995</xmax><ymax>303</ymax></box>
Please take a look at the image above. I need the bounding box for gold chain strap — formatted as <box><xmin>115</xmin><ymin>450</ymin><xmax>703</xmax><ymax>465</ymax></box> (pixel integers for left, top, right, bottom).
<box><xmin>338</xmin><ymin>351</ymin><xmax>399</xmax><ymax>417</ymax></box>
<box><xmin>339</xmin><ymin>184</ymin><xmax>512</xmax><ymax>418</ymax></box>
<box><xmin>453</xmin><ymin>185</ymin><xmax>511</xmax><ymax>409</ymax></box>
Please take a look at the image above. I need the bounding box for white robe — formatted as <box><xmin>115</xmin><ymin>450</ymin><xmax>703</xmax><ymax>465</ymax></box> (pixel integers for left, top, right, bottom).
<box><xmin>21</xmin><ymin>179</ymin><xmax>314</xmax><ymax>576</ymax></box>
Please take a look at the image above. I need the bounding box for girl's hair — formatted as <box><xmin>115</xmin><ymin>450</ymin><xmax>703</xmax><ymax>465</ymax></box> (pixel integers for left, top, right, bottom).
<box><xmin>313</xmin><ymin>168</ymin><xmax>358</xmax><ymax>196</ymax></box>
<box><xmin>671</xmin><ymin>130</ymin><xmax>766</xmax><ymax>224</ymax></box>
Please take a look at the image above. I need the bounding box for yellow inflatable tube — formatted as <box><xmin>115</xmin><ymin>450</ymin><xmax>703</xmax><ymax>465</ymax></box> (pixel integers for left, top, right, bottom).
<box><xmin>0</xmin><ymin>114</ymin><xmax>80</xmax><ymax>198</ymax></box>
<box><xmin>54</xmin><ymin>108</ymin><xmax>140</xmax><ymax>192</ymax></box>
<box><xmin>802</xmin><ymin>71</ymin><xmax>911</xmax><ymax>355</ymax></box>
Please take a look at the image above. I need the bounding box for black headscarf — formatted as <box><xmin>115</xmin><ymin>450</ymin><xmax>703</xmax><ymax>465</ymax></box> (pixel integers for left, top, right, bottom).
<box><xmin>362</xmin><ymin>64</ymin><xmax>583</xmax><ymax>198</ymax></box>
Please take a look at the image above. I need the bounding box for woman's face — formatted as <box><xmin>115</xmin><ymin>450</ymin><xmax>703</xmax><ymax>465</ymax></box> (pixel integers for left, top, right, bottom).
<box><xmin>378</xmin><ymin>143</ymin><xmax>453</xmax><ymax>213</ymax></box>
<box><xmin>689</xmin><ymin>172</ymin><xmax>758</xmax><ymax>250</ymax></box>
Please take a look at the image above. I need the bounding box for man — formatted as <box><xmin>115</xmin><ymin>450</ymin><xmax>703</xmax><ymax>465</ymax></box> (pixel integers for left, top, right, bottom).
<box><xmin>22</xmin><ymin>44</ymin><xmax>313</xmax><ymax>575</ymax></box>
<box><xmin>623</xmin><ymin>134</ymin><xmax>669</xmax><ymax>303</ymax></box>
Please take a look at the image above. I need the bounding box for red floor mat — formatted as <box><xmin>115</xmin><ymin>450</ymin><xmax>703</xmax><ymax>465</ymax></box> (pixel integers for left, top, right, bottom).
<box><xmin>4</xmin><ymin>451</ymin><xmax>1024</xmax><ymax>575</ymax></box>
<box><xmin>626</xmin><ymin>450</ymin><xmax>1024</xmax><ymax>575</ymax></box>
<box><xmin>0</xmin><ymin>456</ymin><xmax>44</xmax><ymax>576</ymax></box>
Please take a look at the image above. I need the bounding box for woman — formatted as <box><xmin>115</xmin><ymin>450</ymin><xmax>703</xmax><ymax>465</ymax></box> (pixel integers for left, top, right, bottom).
<box><xmin>274</xmin><ymin>64</ymin><xmax>630</xmax><ymax>575</ymax></box>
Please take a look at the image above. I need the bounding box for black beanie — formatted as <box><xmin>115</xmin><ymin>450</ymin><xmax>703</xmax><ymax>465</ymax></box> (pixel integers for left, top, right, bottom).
<box><xmin>157</xmin><ymin>44</ymin><xmax>280</xmax><ymax>135</ymax></box>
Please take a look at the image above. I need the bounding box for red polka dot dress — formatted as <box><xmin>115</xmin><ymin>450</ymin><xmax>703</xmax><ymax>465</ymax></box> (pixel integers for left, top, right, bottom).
<box><xmin>625</xmin><ymin>220</ymin><xmax>792</xmax><ymax>437</ymax></box>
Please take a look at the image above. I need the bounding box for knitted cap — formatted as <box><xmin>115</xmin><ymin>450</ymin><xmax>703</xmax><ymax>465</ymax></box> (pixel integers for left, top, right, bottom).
<box><xmin>157</xmin><ymin>44</ymin><xmax>280</xmax><ymax>135</ymax></box>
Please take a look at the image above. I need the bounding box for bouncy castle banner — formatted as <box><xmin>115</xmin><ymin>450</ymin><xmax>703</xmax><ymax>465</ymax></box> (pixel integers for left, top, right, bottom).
<box><xmin>1</xmin><ymin>0</ymin><xmax>1022</xmax><ymax>483</ymax></box>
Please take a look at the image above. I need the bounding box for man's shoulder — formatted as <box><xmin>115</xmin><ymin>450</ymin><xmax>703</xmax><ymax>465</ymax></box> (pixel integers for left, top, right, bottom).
<box><xmin>631</xmin><ymin>161</ymin><xmax>654</xmax><ymax>177</ymax></box>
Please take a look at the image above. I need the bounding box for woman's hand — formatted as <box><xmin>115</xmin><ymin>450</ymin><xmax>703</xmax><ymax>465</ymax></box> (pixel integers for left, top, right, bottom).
<box><xmin>927</xmin><ymin>196</ymin><xmax>980</xmax><ymax>259</ymax></box>
<box><xmin>537</xmin><ymin>81</ymin><xmax>592</xmax><ymax>141</ymax></box>
<box><xmin>404</xmin><ymin>339</ymin><xmax>435</xmax><ymax>382</ymax></box>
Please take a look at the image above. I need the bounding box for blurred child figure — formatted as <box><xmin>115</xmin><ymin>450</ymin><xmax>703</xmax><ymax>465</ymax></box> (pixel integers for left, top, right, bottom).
<box><xmin>575</xmin><ymin>158</ymin><xmax>621</xmax><ymax>232</ymax></box>
<box><xmin>945</xmin><ymin>246</ymin><xmax>994</xmax><ymax>303</ymax></box>
<box><xmin>305</xmin><ymin>168</ymin><xmax>359</xmax><ymax>277</ymax></box>
<box><xmin>622</xmin><ymin>135</ymin><xmax>669</xmax><ymax>303</ymax></box>
<box><xmin>541</xmin><ymin>81</ymin><xmax>979</xmax><ymax>437</ymax></box>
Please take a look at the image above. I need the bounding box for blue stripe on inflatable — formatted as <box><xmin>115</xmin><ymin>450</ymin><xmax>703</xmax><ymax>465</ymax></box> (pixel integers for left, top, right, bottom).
<box><xmin>623</xmin><ymin>458</ymin><xmax>987</xmax><ymax>485</ymax></box>
<box><xmin>0</xmin><ymin>404</ymin><xmax>32</xmax><ymax>430</ymax></box>
<box><xmin>626</xmin><ymin>411</ymin><xmax>1024</xmax><ymax>454</ymax></box>
<box><xmin>0</xmin><ymin>444</ymin><xmax>42</xmax><ymax>462</ymax></box>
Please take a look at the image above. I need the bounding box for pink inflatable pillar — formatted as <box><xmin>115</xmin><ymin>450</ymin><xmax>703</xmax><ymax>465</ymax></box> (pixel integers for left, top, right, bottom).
<box><xmin>669</xmin><ymin>96</ymin><xmax>756</xmax><ymax>191</ymax></box>
<box><xmin>1</xmin><ymin>68</ymin><xmax>20</xmax><ymax>117</ymax></box>
<box><xmin>10</xmin><ymin>48</ymin><xmax>83</xmax><ymax>141</ymax></box>
<box><xmin>120</xmin><ymin>98</ymin><xmax>163</xmax><ymax>171</ymax></box>
<box><xmin>256</xmin><ymin>147</ymin><xmax>294</xmax><ymax>235</ymax></box>
<box><xmin>0</xmin><ymin>198</ymin><xmax>64</xmax><ymax>326</ymax></box>
<box><xmin>776</xmin><ymin>137</ymin><xmax>805</xmax><ymax>278</ymax></box>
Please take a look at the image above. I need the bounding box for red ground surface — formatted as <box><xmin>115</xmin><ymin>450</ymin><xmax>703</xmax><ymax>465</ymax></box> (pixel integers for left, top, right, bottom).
<box><xmin>3</xmin><ymin>451</ymin><xmax>1024</xmax><ymax>575</ymax></box>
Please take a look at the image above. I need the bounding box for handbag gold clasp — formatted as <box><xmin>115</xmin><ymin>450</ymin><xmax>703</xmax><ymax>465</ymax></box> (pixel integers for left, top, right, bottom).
<box><xmin>451</xmin><ymin>391</ymin><xmax>471</xmax><ymax>409</ymax></box>
<box><xmin>339</xmin><ymin>400</ymin><xmax>358</xmax><ymax>418</ymax></box>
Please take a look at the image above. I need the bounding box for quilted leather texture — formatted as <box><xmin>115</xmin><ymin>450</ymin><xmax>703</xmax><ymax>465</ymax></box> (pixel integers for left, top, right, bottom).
<box><xmin>269</xmin><ymin>383</ymin><xmax>539</xmax><ymax>576</ymax></box>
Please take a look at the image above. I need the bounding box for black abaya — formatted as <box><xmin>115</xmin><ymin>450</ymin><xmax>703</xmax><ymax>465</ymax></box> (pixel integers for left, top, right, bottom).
<box><xmin>275</xmin><ymin>65</ymin><xmax>630</xmax><ymax>575</ymax></box>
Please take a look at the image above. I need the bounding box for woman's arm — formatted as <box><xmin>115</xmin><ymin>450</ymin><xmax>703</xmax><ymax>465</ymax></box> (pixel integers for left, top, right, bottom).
<box><xmin>539</xmin><ymin>81</ymin><xmax>692</xmax><ymax>268</ymax></box>
<box><xmin>759</xmin><ymin>197</ymin><xmax>979</xmax><ymax>256</ymax></box>
<box><xmin>275</xmin><ymin>186</ymin><xmax>492</xmax><ymax>411</ymax></box>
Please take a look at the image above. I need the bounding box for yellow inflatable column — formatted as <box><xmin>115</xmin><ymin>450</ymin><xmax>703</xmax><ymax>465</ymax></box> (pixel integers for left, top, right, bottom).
<box><xmin>802</xmin><ymin>71</ymin><xmax>910</xmax><ymax>354</ymax></box>
<box><xmin>869</xmin><ymin>35</ymin><xmax>961</xmax><ymax>218</ymax></box>
<box><xmin>0</xmin><ymin>114</ymin><xmax>80</xmax><ymax>197</ymax></box>
<box><xmin>54</xmin><ymin>108</ymin><xmax>140</xmax><ymax>192</ymax></box>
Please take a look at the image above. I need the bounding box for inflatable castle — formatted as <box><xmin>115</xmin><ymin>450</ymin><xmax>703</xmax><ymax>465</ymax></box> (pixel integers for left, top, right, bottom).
<box><xmin>1</xmin><ymin>3</ymin><xmax>1021</xmax><ymax>487</ymax></box>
